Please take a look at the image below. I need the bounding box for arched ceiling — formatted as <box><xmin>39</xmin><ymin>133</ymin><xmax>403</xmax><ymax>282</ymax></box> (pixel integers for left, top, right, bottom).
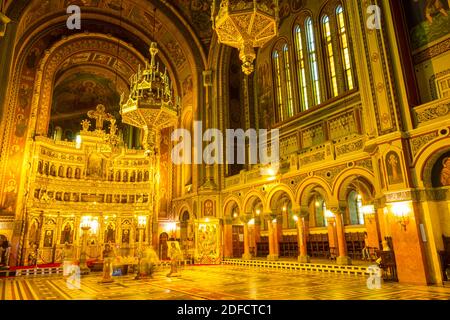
<box><xmin>9</xmin><ymin>0</ymin><xmax>209</xmax><ymax>105</ymax></box>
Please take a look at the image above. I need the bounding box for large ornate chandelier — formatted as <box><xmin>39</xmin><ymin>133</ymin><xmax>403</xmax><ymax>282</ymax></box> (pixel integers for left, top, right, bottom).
<box><xmin>211</xmin><ymin>0</ymin><xmax>280</xmax><ymax>75</ymax></box>
<box><xmin>120</xmin><ymin>41</ymin><xmax>179</xmax><ymax>151</ymax></box>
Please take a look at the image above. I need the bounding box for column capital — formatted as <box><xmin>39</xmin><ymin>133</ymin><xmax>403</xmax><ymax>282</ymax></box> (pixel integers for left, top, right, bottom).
<box><xmin>240</xmin><ymin>213</ymin><xmax>252</xmax><ymax>224</ymax></box>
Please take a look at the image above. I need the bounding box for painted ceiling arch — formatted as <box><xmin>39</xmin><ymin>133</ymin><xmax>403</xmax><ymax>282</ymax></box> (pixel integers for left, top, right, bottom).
<box><xmin>13</xmin><ymin>0</ymin><xmax>207</xmax><ymax>75</ymax></box>
<box><xmin>28</xmin><ymin>32</ymin><xmax>150</xmax><ymax>135</ymax></box>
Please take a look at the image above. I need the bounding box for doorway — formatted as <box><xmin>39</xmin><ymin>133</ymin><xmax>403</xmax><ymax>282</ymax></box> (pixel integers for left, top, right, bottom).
<box><xmin>232</xmin><ymin>225</ymin><xmax>244</xmax><ymax>258</ymax></box>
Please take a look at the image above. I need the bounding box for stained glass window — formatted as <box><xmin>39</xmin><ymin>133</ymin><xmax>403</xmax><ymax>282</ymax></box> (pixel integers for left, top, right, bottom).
<box><xmin>283</xmin><ymin>44</ymin><xmax>294</xmax><ymax>117</ymax></box>
<box><xmin>294</xmin><ymin>25</ymin><xmax>309</xmax><ymax>111</ymax></box>
<box><xmin>273</xmin><ymin>50</ymin><xmax>284</xmax><ymax>122</ymax></box>
<box><xmin>336</xmin><ymin>5</ymin><xmax>354</xmax><ymax>91</ymax></box>
<box><xmin>306</xmin><ymin>17</ymin><xmax>321</xmax><ymax>105</ymax></box>
<box><xmin>322</xmin><ymin>15</ymin><xmax>338</xmax><ymax>97</ymax></box>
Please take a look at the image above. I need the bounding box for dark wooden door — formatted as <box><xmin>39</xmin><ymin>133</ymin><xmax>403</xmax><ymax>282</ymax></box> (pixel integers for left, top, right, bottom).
<box><xmin>232</xmin><ymin>225</ymin><xmax>244</xmax><ymax>258</ymax></box>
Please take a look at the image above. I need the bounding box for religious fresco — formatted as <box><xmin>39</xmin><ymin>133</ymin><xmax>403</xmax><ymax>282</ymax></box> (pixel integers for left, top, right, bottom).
<box><xmin>385</xmin><ymin>151</ymin><xmax>404</xmax><ymax>185</ymax></box>
<box><xmin>52</xmin><ymin>73</ymin><xmax>120</xmax><ymax>117</ymax></box>
<box><xmin>203</xmin><ymin>200</ymin><xmax>214</xmax><ymax>216</ymax></box>
<box><xmin>431</xmin><ymin>151</ymin><xmax>450</xmax><ymax>187</ymax></box>
<box><xmin>196</xmin><ymin>222</ymin><xmax>220</xmax><ymax>264</ymax></box>
<box><xmin>403</xmin><ymin>0</ymin><xmax>450</xmax><ymax>50</ymax></box>
<box><xmin>50</xmin><ymin>74</ymin><xmax>124</xmax><ymax>141</ymax></box>
<box><xmin>159</xmin><ymin>128</ymin><xmax>172</xmax><ymax>219</ymax></box>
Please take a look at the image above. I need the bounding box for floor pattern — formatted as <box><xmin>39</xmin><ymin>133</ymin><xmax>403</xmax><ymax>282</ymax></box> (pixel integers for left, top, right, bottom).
<box><xmin>1</xmin><ymin>265</ymin><xmax>449</xmax><ymax>300</ymax></box>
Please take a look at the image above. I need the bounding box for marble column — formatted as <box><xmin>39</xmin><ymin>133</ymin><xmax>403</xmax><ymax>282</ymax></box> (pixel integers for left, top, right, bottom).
<box><xmin>365</xmin><ymin>203</ymin><xmax>381</xmax><ymax>251</ymax></box>
<box><xmin>266</xmin><ymin>212</ymin><xmax>279</xmax><ymax>261</ymax></box>
<box><xmin>223</xmin><ymin>218</ymin><xmax>233</xmax><ymax>258</ymax></box>
<box><xmin>326</xmin><ymin>216</ymin><xmax>338</xmax><ymax>256</ymax></box>
<box><xmin>335</xmin><ymin>209</ymin><xmax>352</xmax><ymax>265</ymax></box>
<box><xmin>242</xmin><ymin>222</ymin><xmax>252</xmax><ymax>260</ymax></box>
<box><xmin>297</xmin><ymin>212</ymin><xmax>310</xmax><ymax>263</ymax></box>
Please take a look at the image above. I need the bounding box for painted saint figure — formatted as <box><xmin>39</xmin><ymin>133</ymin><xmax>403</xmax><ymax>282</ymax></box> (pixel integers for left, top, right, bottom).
<box><xmin>425</xmin><ymin>0</ymin><xmax>449</xmax><ymax>23</ymax></box>
<box><xmin>440</xmin><ymin>157</ymin><xmax>450</xmax><ymax>186</ymax></box>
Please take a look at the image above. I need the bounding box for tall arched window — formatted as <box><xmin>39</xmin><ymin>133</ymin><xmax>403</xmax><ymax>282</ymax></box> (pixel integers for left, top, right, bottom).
<box><xmin>283</xmin><ymin>44</ymin><xmax>294</xmax><ymax>118</ymax></box>
<box><xmin>314</xmin><ymin>195</ymin><xmax>327</xmax><ymax>227</ymax></box>
<box><xmin>272</xmin><ymin>50</ymin><xmax>284</xmax><ymax>122</ymax></box>
<box><xmin>322</xmin><ymin>15</ymin><xmax>338</xmax><ymax>98</ymax></box>
<box><xmin>336</xmin><ymin>5</ymin><xmax>354</xmax><ymax>91</ymax></box>
<box><xmin>294</xmin><ymin>25</ymin><xmax>309</xmax><ymax>111</ymax></box>
<box><xmin>347</xmin><ymin>191</ymin><xmax>364</xmax><ymax>225</ymax></box>
<box><xmin>305</xmin><ymin>17</ymin><xmax>321</xmax><ymax>106</ymax></box>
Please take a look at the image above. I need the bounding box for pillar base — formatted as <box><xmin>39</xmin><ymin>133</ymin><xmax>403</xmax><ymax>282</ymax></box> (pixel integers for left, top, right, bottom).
<box><xmin>267</xmin><ymin>254</ymin><xmax>279</xmax><ymax>261</ymax></box>
<box><xmin>298</xmin><ymin>255</ymin><xmax>310</xmax><ymax>263</ymax></box>
<box><xmin>336</xmin><ymin>256</ymin><xmax>352</xmax><ymax>265</ymax></box>
<box><xmin>79</xmin><ymin>266</ymin><xmax>90</xmax><ymax>275</ymax></box>
<box><xmin>100</xmin><ymin>279</ymin><xmax>114</xmax><ymax>284</ymax></box>
<box><xmin>242</xmin><ymin>253</ymin><xmax>252</xmax><ymax>260</ymax></box>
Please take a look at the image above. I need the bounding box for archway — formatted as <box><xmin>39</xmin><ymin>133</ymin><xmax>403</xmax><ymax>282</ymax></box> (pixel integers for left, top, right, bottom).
<box><xmin>223</xmin><ymin>198</ymin><xmax>243</xmax><ymax>259</ymax></box>
<box><xmin>0</xmin><ymin>0</ymin><xmax>206</xmax><ymax>267</ymax></box>
<box><xmin>335</xmin><ymin>172</ymin><xmax>377</xmax><ymax>261</ymax></box>
<box><xmin>267</xmin><ymin>187</ymin><xmax>296</xmax><ymax>258</ymax></box>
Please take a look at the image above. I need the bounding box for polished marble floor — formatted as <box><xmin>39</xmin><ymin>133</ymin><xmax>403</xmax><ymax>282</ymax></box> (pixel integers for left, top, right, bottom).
<box><xmin>1</xmin><ymin>265</ymin><xmax>449</xmax><ymax>300</ymax></box>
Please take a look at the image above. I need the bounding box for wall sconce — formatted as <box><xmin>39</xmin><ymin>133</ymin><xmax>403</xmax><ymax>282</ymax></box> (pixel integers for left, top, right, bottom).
<box><xmin>391</xmin><ymin>202</ymin><xmax>411</xmax><ymax>231</ymax></box>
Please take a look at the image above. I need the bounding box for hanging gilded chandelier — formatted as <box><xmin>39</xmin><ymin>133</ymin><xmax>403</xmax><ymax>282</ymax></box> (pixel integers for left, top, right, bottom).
<box><xmin>120</xmin><ymin>41</ymin><xmax>179</xmax><ymax>150</ymax></box>
<box><xmin>211</xmin><ymin>0</ymin><xmax>280</xmax><ymax>75</ymax></box>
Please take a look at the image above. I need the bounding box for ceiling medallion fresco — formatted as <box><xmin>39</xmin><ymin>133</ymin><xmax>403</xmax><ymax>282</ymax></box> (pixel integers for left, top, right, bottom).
<box><xmin>52</xmin><ymin>72</ymin><xmax>120</xmax><ymax>118</ymax></box>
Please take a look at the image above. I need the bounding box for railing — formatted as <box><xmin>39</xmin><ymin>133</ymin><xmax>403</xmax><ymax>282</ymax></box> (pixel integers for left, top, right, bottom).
<box><xmin>413</xmin><ymin>96</ymin><xmax>450</xmax><ymax>126</ymax></box>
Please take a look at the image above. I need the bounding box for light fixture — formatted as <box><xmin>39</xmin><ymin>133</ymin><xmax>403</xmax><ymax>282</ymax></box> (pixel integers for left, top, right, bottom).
<box><xmin>272</xmin><ymin>218</ymin><xmax>277</xmax><ymax>224</ymax></box>
<box><xmin>120</xmin><ymin>8</ymin><xmax>179</xmax><ymax>151</ymax></box>
<box><xmin>233</xmin><ymin>212</ymin><xmax>238</xmax><ymax>218</ymax></box>
<box><xmin>315</xmin><ymin>201</ymin><xmax>320</xmax><ymax>207</ymax></box>
<box><xmin>391</xmin><ymin>202</ymin><xmax>411</xmax><ymax>231</ymax></box>
<box><xmin>325</xmin><ymin>210</ymin><xmax>335</xmax><ymax>218</ymax></box>
<box><xmin>248</xmin><ymin>218</ymin><xmax>255</xmax><ymax>225</ymax></box>
<box><xmin>282</xmin><ymin>206</ymin><xmax>287</xmax><ymax>212</ymax></box>
<box><xmin>361</xmin><ymin>205</ymin><xmax>375</xmax><ymax>215</ymax></box>
<box><xmin>211</xmin><ymin>0</ymin><xmax>280</xmax><ymax>75</ymax></box>
<box><xmin>75</xmin><ymin>135</ymin><xmax>82</xmax><ymax>149</ymax></box>
<box><xmin>205</xmin><ymin>218</ymin><xmax>210</xmax><ymax>223</ymax></box>
<box><xmin>80</xmin><ymin>216</ymin><xmax>92</xmax><ymax>231</ymax></box>
<box><xmin>137</xmin><ymin>215</ymin><xmax>148</xmax><ymax>229</ymax></box>
<box><xmin>293</xmin><ymin>215</ymin><xmax>299</xmax><ymax>222</ymax></box>
<box><xmin>255</xmin><ymin>209</ymin><xmax>261</xmax><ymax>215</ymax></box>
